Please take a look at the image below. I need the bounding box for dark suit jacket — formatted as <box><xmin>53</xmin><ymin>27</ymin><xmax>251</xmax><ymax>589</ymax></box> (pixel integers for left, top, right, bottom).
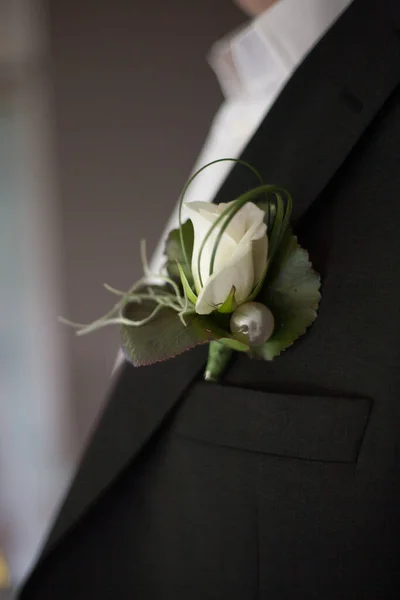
<box><xmin>19</xmin><ymin>0</ymin><xmax>400</xmax><ymax>598</ymax></box>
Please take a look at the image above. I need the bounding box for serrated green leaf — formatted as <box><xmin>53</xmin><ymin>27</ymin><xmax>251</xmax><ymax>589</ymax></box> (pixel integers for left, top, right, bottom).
<box><xmin>121</xmin><ymin>297</ymin><xmax>245</xmax><ymax>366</ymax></box>
<box><xmin>165</xmin><ymin>220</ymin><xmax>194</xmax><ymax>284</ymax></box>
<box><xmin>177</xmin><ymin>261</ymin><xmax>197</xmax><ymax>305</ymax></box>
<box><xmin>251</xmin><ymin>228</ymin><xmax>321</xmax><ymax>361</ymax></box>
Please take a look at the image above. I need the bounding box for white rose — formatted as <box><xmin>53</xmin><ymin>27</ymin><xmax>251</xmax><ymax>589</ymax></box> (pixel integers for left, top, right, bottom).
<box><xmin>184</xmin><ymin>201</ymin><xmax>268</xmax><ymax>315</ymax></box>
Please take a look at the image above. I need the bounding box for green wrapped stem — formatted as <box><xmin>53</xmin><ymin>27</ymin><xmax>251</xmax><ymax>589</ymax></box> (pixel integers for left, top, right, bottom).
<box><xmin>204</xmin><ymin>341</ymin><xmax>234</xmax><ymax>382</ymax></box>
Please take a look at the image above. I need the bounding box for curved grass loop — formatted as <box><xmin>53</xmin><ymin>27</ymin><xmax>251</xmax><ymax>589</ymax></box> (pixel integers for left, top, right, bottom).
<box><xmin>177</xmin><ymin>158</ymin><xmax>265</xmax><ymax>272</ymax></box>
<box><xmin>196</xmin><ymin>185</ymin><xmax>293</xmax><ymax>288</ymax></box>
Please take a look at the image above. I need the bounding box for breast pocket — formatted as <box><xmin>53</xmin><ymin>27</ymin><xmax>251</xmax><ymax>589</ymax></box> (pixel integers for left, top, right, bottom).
<box><xmin>172</xmin><ymin>382</ymin><xmax>372</xmax><ymax>464</ymax></box>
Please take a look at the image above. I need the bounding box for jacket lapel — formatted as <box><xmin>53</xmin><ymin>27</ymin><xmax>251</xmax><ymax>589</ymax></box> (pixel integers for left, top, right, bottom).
<box><xmin>40</xmin><ymin>345</ymin><xmax>208</xmax><ymax>560</ymax></box>
<box><xmin>213</xmin><ymin>0</ymin><xmax>400</xmax><ymax>223</ymax></box>
<box><xmin>40</xmin><ymin>0</ymin><xmax>400</xmax><ymax>561</ymax></box>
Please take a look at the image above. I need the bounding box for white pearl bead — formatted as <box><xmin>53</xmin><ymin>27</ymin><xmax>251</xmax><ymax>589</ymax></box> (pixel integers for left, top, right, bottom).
<box><xmin>230</xmin><ymin>302</ymin><xmax>275</xmax><ymax>346</ymax></box>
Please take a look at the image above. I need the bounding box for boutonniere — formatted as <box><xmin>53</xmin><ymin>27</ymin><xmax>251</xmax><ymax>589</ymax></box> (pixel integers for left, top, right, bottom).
<box><xmin>61</xmin><ymin>159</ymin><xmax>321</xmax><ymax>381</ymax></box>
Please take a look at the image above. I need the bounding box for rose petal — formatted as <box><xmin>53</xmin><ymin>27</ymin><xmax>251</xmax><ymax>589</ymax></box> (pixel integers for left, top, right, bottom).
<box><xmin>185</xmin><ymin>200</ymin><xmax>268</xmax><ymax>310</ymax></box>
<box><xmin>238</xmin><ymin>202</ymin><xmax>266</xmax><ymax>231</ymax></box>
<box><xmin>185</xmin><ymin>202</ymin><xmax>237</xmax><ymax>293</ymax></box>
<box><xmin>187</xmin><ymin>201</ymin><xmax>243</xmax><ymax>243</ymax></box>
<box><xmin>212</xmin><ymin>201</ymin><xmax>266</xmax><ymax>244</ymax></box>
<box><xmin>231</xmin><ymin>216</ymin><xmax>268</xmax><ymax>285</ymax></box>
<box><xmin>195</xmin><ymin>239</ymin><xmax>254</xmax><ymax>315</ymax></box>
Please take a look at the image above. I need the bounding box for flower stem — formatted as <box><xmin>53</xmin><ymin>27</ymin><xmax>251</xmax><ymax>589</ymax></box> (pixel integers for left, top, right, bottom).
<box><xmin>204</xmin><ymin>341</ymin><xmax>234</xmax><ymax>382</ymax></box>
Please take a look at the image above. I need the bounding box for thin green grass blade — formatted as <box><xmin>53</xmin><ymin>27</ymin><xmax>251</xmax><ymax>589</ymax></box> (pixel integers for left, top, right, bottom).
<box><xmin>177</xmin><ymin>261</ymin><xmax>198</xmax><ymax>305</ymax></box>
<box><xmin>247</xmin><ymin>259</ymin><xmax>270</xmax><ymax>302</ymax></box>
<box><xmin>178</xmin><ymin>158</ymin><xmax>265</xmax><ymax>273</ymax></box>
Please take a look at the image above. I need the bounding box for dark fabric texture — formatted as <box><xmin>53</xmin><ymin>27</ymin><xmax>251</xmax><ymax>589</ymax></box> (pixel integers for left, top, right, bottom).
<box><xmin>19</xmin><ymin>0</ymin><xmax>400</xmax><ymax>597</ymax></box>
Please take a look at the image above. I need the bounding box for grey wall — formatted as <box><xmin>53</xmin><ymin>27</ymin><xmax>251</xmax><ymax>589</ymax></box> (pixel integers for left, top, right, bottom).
<box><xmin>48</xmin><ymin>0</ymin><xmax>245</xmax><ymax>449</ymax></box>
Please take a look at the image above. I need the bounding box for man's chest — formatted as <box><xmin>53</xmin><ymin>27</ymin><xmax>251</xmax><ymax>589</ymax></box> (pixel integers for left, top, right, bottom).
<box><xmin>225</xmin><ymin>136</ymin><xmax>400</xmax><ymax>402</ymax></box>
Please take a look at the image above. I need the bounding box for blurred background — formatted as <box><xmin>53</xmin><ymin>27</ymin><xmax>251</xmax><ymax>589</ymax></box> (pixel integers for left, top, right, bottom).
<box><xmin>0</xmin><ymin>0</ymin><xmax>245</xmax><ymax>590</ymax></box>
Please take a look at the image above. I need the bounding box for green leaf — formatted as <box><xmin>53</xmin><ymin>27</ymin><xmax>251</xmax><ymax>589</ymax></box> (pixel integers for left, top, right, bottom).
<box><xmin>165</xmin><ymin>220</ymin><xmax>194</xmax><ymax>284</ymax></box>
<box><xmin>217</xmin><ymin>285</ymin><xmax>237</xmax><ymax>314</ymax></box>
<box><xmin>121</xmin><ymin>298</ymin><xmax>245</xmax><ymax>366</ymax></box>
<box><xmin>252</xmin><ymin>228</ymin><xmax>321</xmax><ymax>361</ymax></box>
<box><xmin>177</xmin><ymin>261</ymin><xmax>197</xmax><ymax>305</ymax></box>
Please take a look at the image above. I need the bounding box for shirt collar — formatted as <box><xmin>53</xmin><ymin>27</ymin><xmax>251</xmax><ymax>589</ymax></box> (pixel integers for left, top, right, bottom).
<box><xmin>209</xmin><ymin>0</ymin><xmax>354</xmax><ymax>99</ymax></box>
